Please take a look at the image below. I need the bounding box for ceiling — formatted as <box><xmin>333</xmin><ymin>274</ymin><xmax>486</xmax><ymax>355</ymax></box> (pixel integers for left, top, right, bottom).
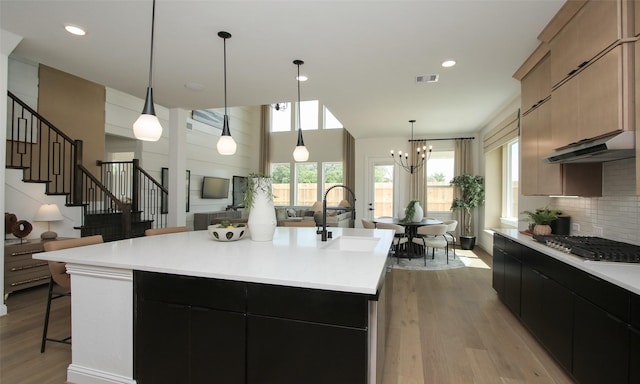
<box><xmin>1</xmin><ymin>0</ymin><xmax>564</xmax><ymax>139</ymax></box>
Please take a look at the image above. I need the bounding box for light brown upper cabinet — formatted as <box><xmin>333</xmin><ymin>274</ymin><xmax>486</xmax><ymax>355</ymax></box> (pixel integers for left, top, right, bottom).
<box><xmin>551</xmin><ymin>45</ymin><xmax>631</xmax><ymax>149</ymax></box>
<box><xmin>521</xmin><ymin>102</ymin><xmax>563</xmax><ymax>196</ymax></box>
<box><xmin>635</xmin><ymin>0</ymin><xmax>640</xmax><ymax>35</ymax></box>
<box><xmin>550</xmin><ymin>0</ymin><xmax>620</xmax><ymax>87</ymax></box>
<box><xmin>521</xmin><ymin>54</ymin><xmax>551</xmax><ymax>114</ymax></box>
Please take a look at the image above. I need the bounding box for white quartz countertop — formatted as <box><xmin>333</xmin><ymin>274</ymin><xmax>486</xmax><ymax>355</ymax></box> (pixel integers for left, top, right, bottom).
<box><xmin>495</xmin><ymin>228</ymin><xmax>640</xmax><ymax>295</ymax></box>
<box><xmin>34</xmin><ymin>227</ymin><xmax>395</xmax><ymax>295</ymax></box>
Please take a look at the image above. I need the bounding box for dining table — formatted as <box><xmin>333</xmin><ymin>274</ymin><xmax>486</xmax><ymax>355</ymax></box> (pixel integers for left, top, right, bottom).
<box><xmin>372</xmin><ymin>217</ymin><xmax>444</xmax><ymax>258</ymax></box>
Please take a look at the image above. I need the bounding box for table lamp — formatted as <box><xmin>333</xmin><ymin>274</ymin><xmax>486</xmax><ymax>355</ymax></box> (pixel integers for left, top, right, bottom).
<box><xmin>34</xmin><ymin>204</ymin><xmax>63</xmax><ymax>240</ymax></box>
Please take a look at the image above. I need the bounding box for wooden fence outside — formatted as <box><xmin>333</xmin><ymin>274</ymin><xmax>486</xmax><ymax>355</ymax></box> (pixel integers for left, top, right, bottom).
<box><xmin>273</xmin><ymin>183</ymin><xmax>454</xmax><ymax>216</ymax></box>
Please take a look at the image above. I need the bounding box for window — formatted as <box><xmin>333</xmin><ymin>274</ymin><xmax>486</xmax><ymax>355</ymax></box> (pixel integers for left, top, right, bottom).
<box><xmin>505</xmin><ymin>140</ymin><xmax>519</xmax><ymax>220</ymax></box>
<box><xmin>426</xmin><ymin>150</ymin><xmax>454</xmax><ymax>212</ymax></box>
<box><xmin>295</xmin><ymin>162</ymin><xmax>318</xmax><ymax>206</ymax></box>
<box><xmin>299</xmin><ymin>100</ymin><xmax>319</xmax><ymax>130</ymax></box>
<box><xmin>270</xmin><ymin>100</ymin><xmax>343</xmax><ymax>132</ymax></box>
<box><xmin>324</xmin><ymin>106</ymin><xmax>343</xmax><ymax>129</ymax></box>
<box><xmin>271</xmin><ymin>163</ymin><xmax>291</xmax><ymax>205</ymax></box>
<box><xmin>322</xmin><ymin>162</ymin><xmax>343</xmax><ymax>205</ymax></box>
<box><xmin>270</xmin><ymin>103</ymin><xmax>291</xmax><ymax>132</ymax></box>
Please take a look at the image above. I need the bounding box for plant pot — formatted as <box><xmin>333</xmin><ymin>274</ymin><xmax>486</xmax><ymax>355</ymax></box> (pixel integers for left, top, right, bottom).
<box><xmin>460</xmin><ymin>235</ymin><xmax>476</xmax><ymax>250</ymax></box>
<box><xmin>532</xmin><ymin>224</ymin><xmax>552</xmax><ymax>236</ymax></box>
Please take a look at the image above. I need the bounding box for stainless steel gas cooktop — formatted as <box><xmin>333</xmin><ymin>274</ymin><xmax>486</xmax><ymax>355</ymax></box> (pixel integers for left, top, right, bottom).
<box><xmin>533</xmin><ymin>234</ymin><xmax>640</xmax><ymax>263</ymax></box>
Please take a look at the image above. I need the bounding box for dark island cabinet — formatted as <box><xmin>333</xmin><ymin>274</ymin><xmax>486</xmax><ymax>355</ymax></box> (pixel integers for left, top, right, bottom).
<box><xmin>246</xmin><ymin>282</ymin><xmax>369</xmax><ymax>384</ymax></box>
<box><xmin>493</xmin><ymin>233</ymin><xmax>637</xmax><ymax>383</ymax></box>
<box><xmin>134</xmin><ymin>271</ymin><xmax>246</xmax><ymax>384</ymax></box>
<box><xmin>134</xmin><ymin>270</ymin><xmax>375</xmax><ymax>384</ymax></box>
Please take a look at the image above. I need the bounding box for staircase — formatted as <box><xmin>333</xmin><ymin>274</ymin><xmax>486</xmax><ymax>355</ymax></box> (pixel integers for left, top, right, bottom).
<box><xmin>6</xmin><ymin>91</ymin><xmax>168</xmax><ymax>241</ymax></box>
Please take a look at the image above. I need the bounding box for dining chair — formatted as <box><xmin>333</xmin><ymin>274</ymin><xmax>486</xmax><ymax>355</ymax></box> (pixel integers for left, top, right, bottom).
<box><xmin>375</xmin><ymin>222</ymin><xmax>408</xmax><ymax>262</ymax></box>
<box><xmin>41</xmin><ymin>235</ymin><xmax>104</xmax><ymax>353</ymax></box>
<box><xmin>361</xmin><ymin>218</ymin><xmax>376</xmax><ymax>229</ymax></box>
<box><xmin>412</xmin><ymin>224</ymin><xmax>449</xmax><ymax>265</ymax></box>
<box><xmin>442</xmin><ymin>220</ymin><xmax>458</xmax><ymax>258</ymax></box>
<box><xmin>144</xmin><ymin>226</ymin><xmax>188</xmax><ymax>236</ymax></box>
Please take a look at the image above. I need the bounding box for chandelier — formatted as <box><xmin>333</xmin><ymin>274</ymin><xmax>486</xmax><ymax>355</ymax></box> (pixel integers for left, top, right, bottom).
<box><xmin>390</xmin><ymin>120</ymin><xmax>432</xmax><ymax>174</ymax></box>
<box><xmin>270</xmin><ymin>103</ymin><xmax>288</xmax><ymax>112</ymax></box>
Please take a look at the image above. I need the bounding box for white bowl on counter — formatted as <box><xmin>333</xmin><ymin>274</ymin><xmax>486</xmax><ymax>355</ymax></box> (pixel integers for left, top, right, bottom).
<box><xmin>207</xmin><ymin>224</ymin><xmax>248</xmax><ymax>242</ymax></box>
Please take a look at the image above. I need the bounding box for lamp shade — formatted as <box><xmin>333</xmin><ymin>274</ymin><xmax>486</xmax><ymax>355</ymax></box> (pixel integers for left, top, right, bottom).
<box><xmin>293</xmin><ymin>145</ymin><xmax>309</xmax><ymax>162</ymax></box>
<box><xmin>217</xmin><ymin>135</ymin><xmax>237</xmax><ymax>155</ymax></box>
<box><xmin>34</xmin><ymin>204</ymin><xmax>63</xmax><ymax>222</ymax></box>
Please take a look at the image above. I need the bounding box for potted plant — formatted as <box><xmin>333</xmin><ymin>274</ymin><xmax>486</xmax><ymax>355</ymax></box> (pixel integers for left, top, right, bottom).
<box><xmin>402</xmin><ymin>199</ymin><xmax>424</xmax><ymax>223</ymax></box>
<box><xmin>243</xmin><ymin>173</ymin><xmax>277</xmax><ymax>241</ymax></box>
<box><xmin>450</xmin><ymin>174</ymin><xmax>485</xmax><ymax>250</ymax></box>
<box><xmin>521</xmin><ymin>207</ymin><xmax>561</xmax><ymax>235</ymax></box>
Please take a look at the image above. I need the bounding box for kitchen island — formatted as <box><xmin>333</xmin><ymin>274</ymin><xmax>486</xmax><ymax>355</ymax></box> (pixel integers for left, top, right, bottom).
<box><xmin>35</xmin><ymin>227</ymin><xmax>395</xmax><ymax>384</ymax></box>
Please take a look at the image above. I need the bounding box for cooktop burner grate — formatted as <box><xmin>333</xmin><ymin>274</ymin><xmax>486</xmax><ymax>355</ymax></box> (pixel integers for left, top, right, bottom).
<box><xmin>533</xmin><ymin>235</ymin><xmax>640</xmax><ymax>263</ymax></box>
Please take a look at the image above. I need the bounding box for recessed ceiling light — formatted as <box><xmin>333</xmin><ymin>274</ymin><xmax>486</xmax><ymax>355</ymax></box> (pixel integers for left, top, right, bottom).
<box><xmin>64</xmin><ymin>24</ymin><xmax>86</xmax><ymax>36</ymax></box>
<box><xmin>296</xmin><ymin>75</ymin><xmax>308</xmax><ymax>82</ymax></box>
<box><xmin>441</xmin><ymin>60</ymin><xmax>456</xmax><ymax>68</ymax></box>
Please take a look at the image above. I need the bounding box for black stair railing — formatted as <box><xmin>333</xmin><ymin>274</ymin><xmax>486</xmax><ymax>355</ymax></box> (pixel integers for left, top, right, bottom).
<box><xmin>98</xmin><ymin>159</ymin><xmax>168</xmax><ymax>229</ymax></box>
<box><xmin>6</xmin><ymin>91</ymin><xmax>77</xmax><ymax>202</ymax></box>
<box><xmin>7</xmin><ymin>91</ymin><xmax>165</xmax><ymax>239</ymax></box>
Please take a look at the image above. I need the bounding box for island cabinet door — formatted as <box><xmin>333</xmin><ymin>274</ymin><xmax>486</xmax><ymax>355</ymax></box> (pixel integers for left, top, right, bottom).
<box><xmin>134</xmin><ymin>271</ymin><xmax>247</xmax><ymax>384</ymax></box>
<box><xmin>246</xmin><ymin>283</ymin><xmax>369</xmax><ymax>384</ymax></box>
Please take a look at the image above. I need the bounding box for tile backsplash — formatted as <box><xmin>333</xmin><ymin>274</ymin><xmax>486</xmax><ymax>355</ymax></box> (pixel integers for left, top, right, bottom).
<box><xmin>552</xmin><ymin>158</ymin><xmax>640</xmax><ymax>245</ymax></box>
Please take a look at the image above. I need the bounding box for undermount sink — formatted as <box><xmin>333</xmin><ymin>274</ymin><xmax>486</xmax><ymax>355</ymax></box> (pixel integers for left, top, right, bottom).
<box><xmin>321</xmin><ymin>236</ymin><xmax>381</xmax><ymax>252</ymax></box>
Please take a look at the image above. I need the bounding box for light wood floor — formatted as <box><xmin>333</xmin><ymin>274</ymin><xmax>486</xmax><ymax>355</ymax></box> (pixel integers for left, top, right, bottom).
<box><xmin>0</xmin><ymin>248</ymin><xmax>573</xmax><ymax>384</ymax></box>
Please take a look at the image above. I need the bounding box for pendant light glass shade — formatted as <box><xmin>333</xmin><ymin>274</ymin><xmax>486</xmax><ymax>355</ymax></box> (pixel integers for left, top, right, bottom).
<box><xmin>217</xmin><ymin>115</ymin><xmax>237</xmax><ymax>155</ymax></box>
<box><xmin>134</xmin><ymin>0</ymin><xmax>162</xmax><ymax>142</ymax></box>
<box><xmin>293</xmin><ymin>59</ymin><xmax>309</xmax><ymax>161</ymax></box>
<box><xmin>217</xmin><ymin>31</ymin><xmax>236</xmax><ymax>155</ymax></box>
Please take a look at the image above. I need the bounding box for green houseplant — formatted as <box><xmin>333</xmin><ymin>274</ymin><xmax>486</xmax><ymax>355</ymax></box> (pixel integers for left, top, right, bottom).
<box><xmin>242</xmin><ymin>173</ymin><xmax>274</xmax><ymax>212</ymax></box>
<box><xmin>402</xmin><ymin>199</ymin><xmax>423</xmax><ymax>223</ymax></box>
<box><xmin>522</xmin><ymin>207</ymin><xmax>561</xmax><ymax>235</ymax></box>
<box><xmin>450</xmin><ymin>174</ymin><xmax>485</xmax><ymax>249</ymax></box>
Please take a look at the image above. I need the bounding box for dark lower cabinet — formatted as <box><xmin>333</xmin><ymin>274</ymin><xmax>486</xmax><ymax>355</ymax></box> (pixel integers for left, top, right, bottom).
<box><xmin>503</xmin><ymin>251</ymin><xmax>521</xmax><ymax>316</ymax></box>
<box><xmin>494</xmin><ymin>234</ymin><xmax>637</xmax><ymax>384</ymax></box>
<box><xmin>247</xmin><ymin>315</ymin><xmax>367</xmax><ymax>384</ymax></box>
<box><xmin>521</xmin><ymin>265</ymin><xmax>572</xmax><ymax>371</ymax></box>
<box><xmin>630</xmin><ymin>326</ymin><xmax>640</xmax><ymax>384</ymax></box>
<box><xmin>573</xmin><ymin>295</ymin><xmax>629</xmax><ymax>384</ymax></box>
<box><xmin>134</xmin><ymin>271</ymin><xmax>375</xmax><ymax>384</ymax></box>
<box><xmin>135</xmin><ymin>300</ymin><xmax>246</xmax><ymax>384</ymax></box>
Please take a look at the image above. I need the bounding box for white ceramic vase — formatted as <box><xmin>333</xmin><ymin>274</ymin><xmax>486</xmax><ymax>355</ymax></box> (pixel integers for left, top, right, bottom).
<box><xmin>247</xmin><ymin>178</ymin><xmax>277</xmax><ymax>241</ymax></box>
<box><xmin>412</xmin><ymin>202</ymin><xmax>424</xmax><ymax>222</ymax></box>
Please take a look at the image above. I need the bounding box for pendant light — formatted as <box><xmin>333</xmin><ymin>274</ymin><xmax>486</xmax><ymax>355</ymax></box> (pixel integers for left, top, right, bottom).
<box><xmin>133</xmin><ymin>0</ymin><xmax>163</xmax><ymax>142</ymax></box>
<box><xmin>293</xmin><ymin>59</ymin><xmax>309</xmax><ymax>162</ymax></box>
<box><xmin>216</xmin><ymin>31</ymin><xmax>237</xmax><ymax>155</ymax></box>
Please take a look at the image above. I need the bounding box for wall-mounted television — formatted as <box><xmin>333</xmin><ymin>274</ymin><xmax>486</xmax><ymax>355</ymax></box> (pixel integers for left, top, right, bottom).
<box><xmin>201</xmin><ymin>176</ymin><xmax>230</xmax><ymax>199</ymax></box>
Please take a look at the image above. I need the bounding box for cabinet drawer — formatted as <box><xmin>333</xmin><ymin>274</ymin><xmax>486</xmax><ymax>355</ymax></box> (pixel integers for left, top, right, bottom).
<box><xmin>247</xmin><ymin>283</ymin><xmax>368</xmax><ymax>328</ymax></box>
<box><xmin>5</xmin><ymin>267</ymin><xmax>50</xmax><ymax>292</ymax></box>
<box><xmin>631</xmin><ymin>293</ymin><xmax>640</xmax><ymax>329</ymax></box>
<box><xmin>134</xmin><ymin>271</ymin><xmax>246</xmax><ymax>312</ymax></box>
<box><xmin>573</xmin><ymin>269</ymin><xmax>630</xmax><ymax>322</ymax></box>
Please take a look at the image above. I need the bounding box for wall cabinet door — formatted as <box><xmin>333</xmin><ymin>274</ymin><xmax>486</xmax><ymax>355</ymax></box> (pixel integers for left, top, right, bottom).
<box><xmin>552</xmin><ymin>46</ymin><xmax>625</xmax><ymax>149</ymax></box>
<box><xmin>550</xmin><ymin>0</ymin><xmax>620</xmax><ymax>86</ymax></box>
<box><xmin>572</xmin><ymin>295</ymin><xmax>629</xmax><ymax>384</ymax></box>
<box><xmin>521</xmin><ymin>102</ymin><xmax>563</xmax><ymax>196</ymax></box>
<box><xmin>521</xmin><ymin>55</ymin><xmax>551</xmax><ymax>114</ymax></box>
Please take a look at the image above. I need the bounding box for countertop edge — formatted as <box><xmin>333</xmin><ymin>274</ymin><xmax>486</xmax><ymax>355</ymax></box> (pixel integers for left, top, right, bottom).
<box><xmin>494</xmin><ymin>228</ymin><xmax>640</xmax><ymax>296</ymax></box>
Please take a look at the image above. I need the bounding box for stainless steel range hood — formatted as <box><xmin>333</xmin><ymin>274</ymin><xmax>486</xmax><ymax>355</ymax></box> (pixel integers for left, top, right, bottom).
<box><xmin>543</xmin><ymin>131</ymin><xmax>635</xmax><ymax>164</ymax></box>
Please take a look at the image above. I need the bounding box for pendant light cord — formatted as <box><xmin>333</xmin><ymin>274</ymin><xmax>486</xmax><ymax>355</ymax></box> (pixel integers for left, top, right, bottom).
<box><xmin>223</xmin><ymin>36</ymin><xmax>228</xmax><ymax>115</ymax></box>
<box><xmin>297</xmin><ymin>63</ymin><xmax>301</xmax><ymax>132</ymax></box>
<box><xmin>148</xmin><ymin>0</ymin><xmax>156</xmax><ymax>88</ymax></box>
